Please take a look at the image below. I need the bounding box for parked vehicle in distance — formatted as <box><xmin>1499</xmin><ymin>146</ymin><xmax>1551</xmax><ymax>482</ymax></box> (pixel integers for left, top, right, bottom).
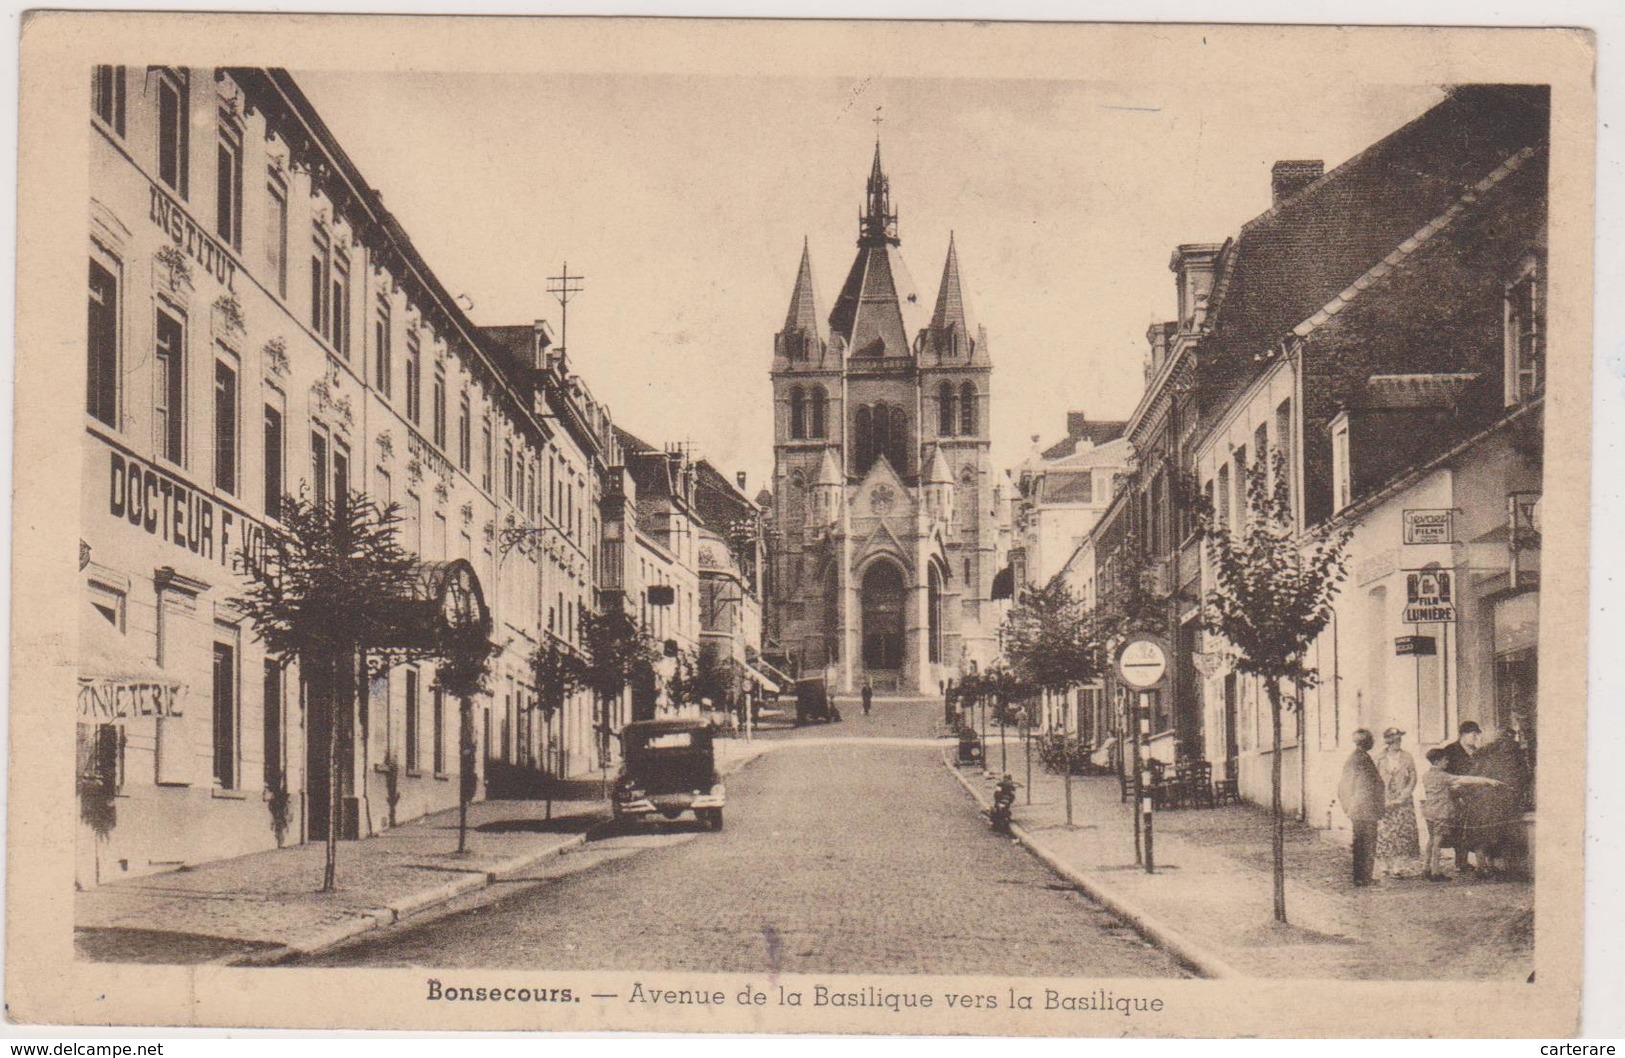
<box><xmin>793</xmin><ymin>677</ymin><xmax>840</xmax><ymax>725</ymax></box>
<box><xmin>613</xmin><ymin>720</ymin><xmax>726</xmax><ymax>830</ymax></box>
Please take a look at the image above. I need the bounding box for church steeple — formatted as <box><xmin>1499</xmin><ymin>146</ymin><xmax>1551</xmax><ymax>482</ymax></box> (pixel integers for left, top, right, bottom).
<box><xmin>859</xmin><ymin>140</ymin><xmax>899</xmax><ymax>248</ymax></box>
<box><xmin>783</xmin><ymin>236</ymin><xmax>823</xmax><ymax>339</ymax></box>
<box><xmin>926</xmin><ymin>232</ymin><xmax>986</xmax><ymax>364</ymax></box>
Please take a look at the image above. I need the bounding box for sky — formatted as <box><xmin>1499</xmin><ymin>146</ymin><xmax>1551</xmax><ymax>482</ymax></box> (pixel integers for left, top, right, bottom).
<box><xmin>295</xmin><ymin>70</ymin><xmax>1446</xmax><ymax>494</ymax></box>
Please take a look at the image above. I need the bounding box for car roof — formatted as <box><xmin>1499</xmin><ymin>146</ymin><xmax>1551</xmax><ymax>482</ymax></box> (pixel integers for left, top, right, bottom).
<box><xmin>622</xmin><ymin>719</ymin><xmax>711</xmax><ymax>735</ymax></box>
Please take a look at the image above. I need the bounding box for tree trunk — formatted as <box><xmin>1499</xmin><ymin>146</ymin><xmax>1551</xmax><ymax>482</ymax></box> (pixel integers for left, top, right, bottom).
<box><xmin>323</xmin><ymin>653</ymin><xmax>342</xmax><ymax>893</ymax></box>
<box><xmin>1268</xmin><ymin>680</ymin><xmax>1287</xmax><ymax>924</ymax></box>
<box><xmin>1063</xmin><ymin>692</ymin><xmax>1074</xmax><ymax>828</ymax></box>
<box><xmin>457</xmin><ymin>696</ymin><xmax>473</xmax><ymax>855</ymax></box>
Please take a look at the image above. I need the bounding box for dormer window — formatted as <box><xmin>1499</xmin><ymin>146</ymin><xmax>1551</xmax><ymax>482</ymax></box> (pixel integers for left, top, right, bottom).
<box><xmin>1505</xmin><ymin>253</ymin><xmax>1543</xmax><ymax>405</ymax></box>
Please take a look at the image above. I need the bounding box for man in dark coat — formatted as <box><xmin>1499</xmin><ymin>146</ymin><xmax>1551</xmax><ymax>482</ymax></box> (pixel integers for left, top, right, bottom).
<box><xmin>861</xmin><ymin>681</ymin><xmax>874</xmax><ymax>717</ymax></box>
<box><xmin>1339</xmin><ymin>729</ymin><xmax>1386</xmax><ymax>887</ymax></box>
<box><xmin>1439</xmin><ymin>720</ymin><xmax>1483</xmax><ymax>869</ymax></box>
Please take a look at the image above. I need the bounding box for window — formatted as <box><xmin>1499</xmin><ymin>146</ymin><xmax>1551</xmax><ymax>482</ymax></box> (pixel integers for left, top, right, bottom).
<box><xmin>809</xmin><ymin>387</ymin><xmax>827</xmax><ymax>438</ymax></box>
<box><xmin>938</xmin><ymin>381</ymin><xmax>956</xmax><ymax>436</ymax></box>
<box><xmin>373</xmin><ymin>297</ymin><xmax>392</xmax><ymax>397</ymax></box>
<box><xmin>266</xmin><ymin>176</ymin><xmax>288</xmax><ymax>298</ymax></box>
<box><xmin>331</xmin><ymin>249</ymin><xmax>351</xmax><ymax>359</ymax></box>
<box><xmin>405</xmin><ymin>669</ymin><xmax>420</xmax><ymax>773</ymax></box>
<box><xmin>1254</xmin><ymin>422</ymin><xmax>1270</xmax><ymax>477</ymax></box>
<box><xmin>1331</xmin><ymin>420</ymin><xmax>1352</xmax><ymax>512</ymax></box>
<box><xmin>214</xmin><ymin>353</ymin><xmax>238</xmax><ymax>495</ymax></box>
<box><xmin>790</xmin><ymin>386</ymin><xmax>806</xmax><ymax>440</ymax></box>
<box><xmin>432</xmin><ymin>687</ymin><xmax>446</xmax><ymax>774</ymax></box>
<box><xmin>1232</xmin><ymin>446</ymin><xmax>1247</xmax><ymax>527</ymax></box>
<box><xmin>263</xmin><ymin>661</ymin><xmax>282</xmax><ymax>789</ymax></box>
<box><xmin>503</xmin><ymin>441</ymin><xmax>514</xmax><ymax>501</ymax></box>
<box><xmin>960</xmin><ymin>382</ymin><xmax>977</xmax><ymax>435</ymax></box>
<box><xmin>1275</xmin><ymin>399</ymin><xmax>1293</xmax><ymax>483</ymax></box>
<box><xmin>92</xmin><ymin>65</ymin><xmax>126</xmax><ymax>136</ymax></box>
<box><xmin>154</xmin><ymin>68</ymin><xmax>189</xmax><ymax>199</ymax></box>
<box><xmin>311</xmin><ymin>429</ymin><xmax>329</xmax><ymax>509</ymax></box>
<box><xmin>1216</xmin><ymin>464</ymin><xmax>1230</xmax><ymax>531</ymax></box>
<box><xmin>216</xmin><ymin>116</ymin><xmax>243</xmax><ymax>248</ymax></box>
<box><xmin>154</xmin><ymin>307</ymin><xmax>185</xmax><ymax>464</ymax></box>
<box><xmin>404</xmin><ymin>491</ymin><xmax>421</xmax><ymax>556</ymax></box>
<box><xmin>333</xmin><ymin>442</ymin><xmax>351</xmax><ymax>516</ymax></box>
<box><xmin>481</xmin><ymin>418</ymin><xmax>493</xmax><ymax>492</ymax></box>
<box><xmin>457</xmin><ymin>393</ymin><xmax>472</xmax><ymax>471</ymax></box>
<box><xmin>1506</xmin><ymin>256</ymin><xmax>1544</xmax><ymax>405</ymax></box>
<box><xmin>263</xmin><ymin>400</ymin><xmax>284</xmax><ymax>520</ymax></box>
<box><xmin>432</xmin><ymin>366</ymin><xmax>447</xmax><ymax>449</ymax></box>
<box><xmin>310</xmin><ymin>227</ymin><xmax>330</xmax><ymax>336</ymax></box>
<box><xmin>87</xmin><ymin>256</ymin><xmax>119</xmax><ymax>427</ymax></box>
<box><xmin>433</xmin><ymin>512</ymin><xmax>448</xmax><ymax>559</ymax></box>
<box><xmin>406</xmin><ymin>331</ymin><xmax>422</xmax><ymax>425</ymax></box>
<box><xmin>212</xmin><ymin>640</ymin><xmax>237</xmax><ymax>789</ymax></box>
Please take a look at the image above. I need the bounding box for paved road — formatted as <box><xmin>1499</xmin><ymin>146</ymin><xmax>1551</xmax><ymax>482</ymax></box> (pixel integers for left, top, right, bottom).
<box><xmin>305</xmin><ymin>699</ymin><xmax>1186</xmax><ymax>977</ymax></box>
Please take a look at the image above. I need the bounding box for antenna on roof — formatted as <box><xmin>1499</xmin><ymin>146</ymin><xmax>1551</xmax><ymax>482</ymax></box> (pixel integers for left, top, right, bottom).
<box><xmin>546</xmin><ymin>262</ymin><xmax>585</xmax><ymax>355</ymax></box>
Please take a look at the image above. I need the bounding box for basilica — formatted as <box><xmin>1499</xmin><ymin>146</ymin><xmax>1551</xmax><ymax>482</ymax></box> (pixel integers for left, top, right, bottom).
<box><xmin>766</xmin><ymin>143</ymin><xmax>1001</xmax><ymax>695</ymax></box>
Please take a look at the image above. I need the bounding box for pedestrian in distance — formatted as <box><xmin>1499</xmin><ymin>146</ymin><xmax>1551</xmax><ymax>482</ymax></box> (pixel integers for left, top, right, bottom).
<box><xmin>861</xmin><ymin>680</ymin><xmax>873</xmax><ymax>717</ymax></box>
<box><xmin>1439</xmin><ymin>720</ymin><xmax>1485</xmax><ymax>871</ymax></box>
<box><xmin>1375</xmin><ymin>727</ymin><xmax>1420</xmax><ymax>878</ymax></box>
<box><xmin>1420</xmin><ymin>746</ymin><xmax>1503</xmax><ymax>881</ymax></box>
<box><xmin>1338</xmin><ymin>728</ymin><xmax>1386</xmax><ymax>887</ymax></box>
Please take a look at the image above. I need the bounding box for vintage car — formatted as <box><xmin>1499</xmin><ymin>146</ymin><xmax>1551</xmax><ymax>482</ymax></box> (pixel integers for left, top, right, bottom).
<box><xmin>612</xmin><ymin>720</ymin><xmax>726</xmax><ymax>830</ymax></box>
<box><xmin>793</xmin><ymin>677</ymin><xmax>840</xmax><ymax>725</ymax></box>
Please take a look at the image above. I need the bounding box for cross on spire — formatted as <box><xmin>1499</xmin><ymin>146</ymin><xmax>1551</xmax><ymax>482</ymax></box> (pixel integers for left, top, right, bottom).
<box><xmin>872</xmin><ymin>106</ymin><xmax>884</xmax><ymax>141</ymax></box>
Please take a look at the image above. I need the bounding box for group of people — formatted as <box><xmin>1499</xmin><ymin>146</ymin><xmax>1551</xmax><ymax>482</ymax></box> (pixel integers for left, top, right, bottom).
<box><xmin>1338</xmin><ymin>720</ymin><xmax>1531</xmax><ymax>887</ymax></box>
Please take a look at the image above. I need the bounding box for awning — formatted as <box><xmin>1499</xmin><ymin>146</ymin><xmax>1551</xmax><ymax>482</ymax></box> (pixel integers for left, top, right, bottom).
<box><xmin>79</xmin><ymin>603</ymin><xmax>187</xmax><ymax>721</ymax></box>
<box><xmin>752</xmin><ymin>657</ymin><xmax>795</xmax><ymax>690</ymax></box>
<box><xmin>742</xmin><ymin>662</ymin><xmax>781</xmax><ymax>695</ymax></box>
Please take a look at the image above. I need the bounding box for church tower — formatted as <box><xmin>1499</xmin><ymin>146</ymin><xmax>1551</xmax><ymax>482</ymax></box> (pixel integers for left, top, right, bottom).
<box><xmin>769</xmin><ymin>141</ymin><xmax>995</xmax><ymax>695</ymax></box>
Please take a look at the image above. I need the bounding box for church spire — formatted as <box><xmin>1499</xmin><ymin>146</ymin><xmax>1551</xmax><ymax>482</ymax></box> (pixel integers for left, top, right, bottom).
<box><xmin>929</xmin><ymin>232</ymin><xmax>975</xmax><ymax>335</ymax></box>
<box><xmin>859</xmin><ymin>139</ymin><xmax>899</xmax><ymax>248</ymax></box>
<box><xmin>783</xmin><ymin>236</ymin><xmax>823</xmax><ymax>338</ymax></box>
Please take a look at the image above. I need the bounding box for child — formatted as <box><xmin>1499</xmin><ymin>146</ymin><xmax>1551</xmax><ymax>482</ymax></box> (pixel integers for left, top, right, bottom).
<box><xmin>1421</xmin><ymin>746</ymin><xmax>1503</xmax><ymax>880</ymax></box>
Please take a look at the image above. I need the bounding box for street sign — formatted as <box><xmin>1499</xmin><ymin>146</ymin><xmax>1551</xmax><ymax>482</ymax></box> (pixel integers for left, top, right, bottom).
<box><xmin>1403</xmin><ymin>509</ymin><xmax>1455</xmax><ymax>545</ymax></box>
<box><xmin>1394</xmin><ymin>635</ymin><xmax>1437</xmax><ymax>657</ymax></box>
<box><xmin>1403</xmin><ymin>569</ymin><xmax>1457</xmax><ymax>623</ymax></box>
<box><xmin>1117</xmin><ymin>636</ymin><xmax>1169</xmax><ymax>690</ymax></box>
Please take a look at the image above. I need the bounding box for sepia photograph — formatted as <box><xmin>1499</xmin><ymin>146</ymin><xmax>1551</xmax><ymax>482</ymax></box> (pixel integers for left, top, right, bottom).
<box><xmin>9</xmin><ymin>12</ymin><xmax>1598</xmax><ymax>1039</ymax></box>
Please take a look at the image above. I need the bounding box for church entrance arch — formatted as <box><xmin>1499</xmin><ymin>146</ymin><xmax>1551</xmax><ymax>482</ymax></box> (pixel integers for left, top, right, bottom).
<box><xmin>861</xmin><ymin>560</ymin><xmax>907</xmax><ymax>676</ymax></box>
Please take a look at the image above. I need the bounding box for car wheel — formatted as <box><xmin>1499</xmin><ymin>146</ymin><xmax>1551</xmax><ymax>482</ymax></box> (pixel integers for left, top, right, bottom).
<box><xmin>710</xmin><ymin>810</ymin><xmax>724</xmax><ymax>831</ymax></box>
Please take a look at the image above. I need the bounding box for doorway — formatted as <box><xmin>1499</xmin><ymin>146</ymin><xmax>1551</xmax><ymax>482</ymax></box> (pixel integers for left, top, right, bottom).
<box><xmin>861</xmin><ymin>561</ymin><xmax>906</xmax><ymax>676</ymax></box>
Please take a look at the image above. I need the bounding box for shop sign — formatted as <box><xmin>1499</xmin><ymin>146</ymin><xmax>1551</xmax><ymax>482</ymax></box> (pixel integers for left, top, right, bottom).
<box><xmin>103</xmin><ymin>439</ymin><xmax>269</xmax><ymax>574</ymax></box>
<box><xmin>1403</xmin><ymin>568</ymin><xmax>1457</xmax><ymax>623</ymax></box>
<box><xmin>78</xmin><ymin>677</ymin><xmax>186</xmax><ymax>721</ymax></box>
<box><xmin>149</xmin><ymin>183</ymin><xmax>239</xmax><ymax>292</ymax></box>
<box><xmin>1394</xmin><ymin>635</ymin><xmax>1437</xmax><ymax>657</ymax></box>
<box><xmin>1403</xmin><ymin>509</ymin><xmax>1454</xmax><ymax>545</ymax></box>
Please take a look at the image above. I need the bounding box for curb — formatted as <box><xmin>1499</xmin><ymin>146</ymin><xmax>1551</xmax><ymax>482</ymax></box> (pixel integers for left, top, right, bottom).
<box><xmin>941</xmin><ymin>752</ymin><xmax>1243</xmax><ymax>980</ymax></box>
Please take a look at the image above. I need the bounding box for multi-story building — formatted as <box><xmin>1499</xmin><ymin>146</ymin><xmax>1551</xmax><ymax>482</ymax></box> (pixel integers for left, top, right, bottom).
<box><xmin>767</xmin><ymin>143</ymin><xmax>1001</xmax><ymax>695</ymax></box>
<box><xmin>693</xmin><ymin>461</ymin><xmax>773</xmax><ymax>718</ymax></box>
<box><xmin>1009</xmin><ymin>412</ymin><xmax>1129</xmax><ymax>592</ymax></box>
<box><xmin>78</xmin><ymin>66</ymin><xmax>579</xmax><ymax>884</ymax></box>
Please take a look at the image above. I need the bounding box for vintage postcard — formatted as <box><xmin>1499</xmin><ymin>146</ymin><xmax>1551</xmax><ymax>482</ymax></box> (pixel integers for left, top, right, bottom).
<box><xmin>10</xmin><ymin>12</ymin><xmax>1596</xmax><ymax>1037</ymax></box>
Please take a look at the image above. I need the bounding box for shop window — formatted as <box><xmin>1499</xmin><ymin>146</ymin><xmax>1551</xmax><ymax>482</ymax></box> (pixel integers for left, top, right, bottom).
<box><xmin>405</xmin><ymin>669</ymin><xmax>420</xmax><ymax>773</ymax></box>
<box><xmin>212</xmin><ymin>640</ymin><xmax>238</xmax><ymax>790</ymax></box>
<box><xmin>266</xmin><ymin>175</ymin><xmax>288</xmax><ymax>299</ymax></box>
<box><xmin>154</xmin><ymin>306</ymin><xmax>186</xmax><ymax>465</ymax></box>
<box><xmin>77</xmin><ymin>722</ymin><xmax>124</xmax><ymax>799</ymax></box>
<box><xmin>1505</xmin><ymin>255</ymin><xmax>1544</xmax><ymax>405</ymax></box>
<box><xmin>153</xmin><ymin>67</ymin><xmax>189</xmax><ymax>199</ymax></box>
<box><xmin>263</xmin><ymin>661</ymin><xmax>283</xmax><ymax>790</ymax></box>
<box><xmin>92</xmin><ymin>65</ymin><xmax>126</xmax><ymax>136</ymax></box>
<box><xmin>432</xmin><ymin>686</ymin><xmax>446</xmax><ymax>775</ymax></box>
<box><xmin>214</xmin><ymin>352</ymin><xmax>238</xmax><ymax>495</ymax></box>
<box><xmin>87</xmin><ymin>255</ymin><xmax>120</xmax><ymax>427</ymax></box>
<box><xmin>216</xmin><ymin>115</ymin><xmax>243</xmax><ymax>249</ymax></box>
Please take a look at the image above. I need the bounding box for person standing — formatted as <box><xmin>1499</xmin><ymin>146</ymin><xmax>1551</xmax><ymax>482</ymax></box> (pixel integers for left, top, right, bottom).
<box><xmin>1339</xmin><ymin>729</ymin><xmax>1386</xmax><ymax>887</ymax></box>
<box><xmin>1420</xmin><ymin>746</ymin><xmax>1503</xmax><ymax>880</ymax></box>
<box><xmin>861</xmin><ymin>680</ymin><xmax>873</xmax><ymax>717</ymax></box>
<box><xmin>1375</xmin><ymin>727</ymin><xmax>1420</xmax><ymax>877</ymax></box>
<box><xmin>1440</xmin><ymin>720</ymin><xmax>1484</xmax><ymax>871</ymax></box>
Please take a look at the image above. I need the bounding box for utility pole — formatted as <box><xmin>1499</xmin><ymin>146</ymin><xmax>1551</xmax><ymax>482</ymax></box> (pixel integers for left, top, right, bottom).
<box><xmin>546</xmin><ymin>262</ymin><xmax>585</xmax><ymax>355</ymax></box>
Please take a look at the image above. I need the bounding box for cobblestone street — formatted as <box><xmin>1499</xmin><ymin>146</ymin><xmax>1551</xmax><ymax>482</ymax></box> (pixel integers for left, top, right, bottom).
<box><xmin>304</xmin><ymin>699</ymin><xmax>1187</xmax><ymax>977</ymax></box>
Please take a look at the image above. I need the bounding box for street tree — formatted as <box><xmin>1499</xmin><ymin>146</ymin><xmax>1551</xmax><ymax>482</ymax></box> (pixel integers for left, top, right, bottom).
<box><xmin>235</xmin><ymin>491</ymin><xmax>429</xmax><ymax>893</ymax></box>
<box><xmin>532</xmin><ymin>639</ymin><xmax>590</xmax><ymax>821</ymax></box>
<box><xmin>435</xmin><ymin>631</ymin><xmax>501</xmax><ymax>855</ymax></box>
<box><xmin>1202</xmin><ymin>452</ymin><xmax>1352</xmax><ymax>924</ymax></box>
<box><xmin>579</xmin><ymin>608</ymin><xmax>659</xmax><ymax>759</ymax></box>
<box><xmin>1002</xmin><ymin>579</ymin><xmax>1103</xmax><ymax>823</ymax></box>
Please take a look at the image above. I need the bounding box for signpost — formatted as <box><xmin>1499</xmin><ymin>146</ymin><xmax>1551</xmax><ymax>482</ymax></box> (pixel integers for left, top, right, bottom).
<box><xmin>1117</xmin><ymin>635</ymin><xmax>1169</xmax><ymax>874</ymax></box>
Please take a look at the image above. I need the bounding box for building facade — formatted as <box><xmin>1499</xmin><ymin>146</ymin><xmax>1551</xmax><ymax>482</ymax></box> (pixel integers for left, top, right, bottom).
<box><xmin>766</xmin><ymin>144</ymin><xmax>1000</xmax><ymax>694</ymax></box>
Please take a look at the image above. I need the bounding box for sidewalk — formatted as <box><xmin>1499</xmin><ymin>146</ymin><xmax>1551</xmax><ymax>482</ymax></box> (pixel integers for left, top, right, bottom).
<box><xmin>76</xmin><ymin>740</ymin><xmax>770</xmax><ymax>966</ymax></box>
<box><xmin>946</xmin><ymin>748</ymin><xmax>1533</xmax><ymax>981</ymax></box>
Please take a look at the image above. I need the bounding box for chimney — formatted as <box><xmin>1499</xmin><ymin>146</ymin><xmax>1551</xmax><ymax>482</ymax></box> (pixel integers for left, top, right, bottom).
<box><xmin>1066</xmin><ymin>411</ymin><xmax>1088</xmax><ymax>439</ymax></box>
<box><xmin>736</xmin><ymin>471</ymin><xmax>748</xmax><ymax>491</ymax></box>
<box><xmin>1271</xmin><ymin>160</ymin><xmax>1324</xmax><ymax>207</ymax></box>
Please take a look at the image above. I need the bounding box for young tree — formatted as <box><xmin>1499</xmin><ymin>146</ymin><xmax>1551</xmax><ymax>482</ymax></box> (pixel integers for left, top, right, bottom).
<box><xmin>579</xmin><ymin>608</ymin><xmax>659</xmax><ymax>762</ymax></box>
<box><xmin>236</xmin><ymin>492</ymin><xmax>427</xmax><ymax>893</ymax></box>
<box><xmin>436</xmin><ymin>633</ymin><xmax>500</xmax><ymax>854</ymax></box>
<box><xmin>1002</xmin><ymin>579</ymin><xmax>1103</xmax><ymax>824</ymax></box>
<box><xmin>1203</xmin><ymin>452</ymin><xmax>1352</xmax><ymax>924</ymax></box>
<box><xmin>532</xmin><ymin>639</ymin><xmax>589</xmax><ymax>820</ymax></box>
